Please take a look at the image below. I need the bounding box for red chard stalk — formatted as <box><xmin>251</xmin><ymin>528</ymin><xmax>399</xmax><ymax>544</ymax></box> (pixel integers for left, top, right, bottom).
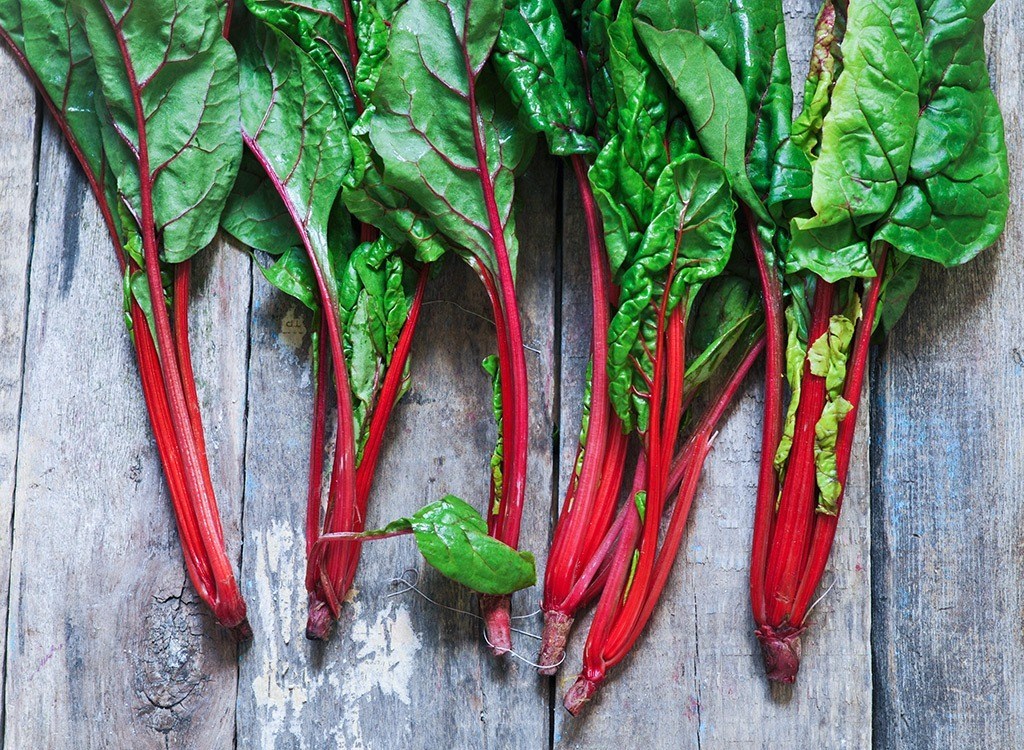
<box><xmin>0</xmin><ymin>0</ymin><xmax>251</xmax><ymax>636</ymax></box>
<box><xmin>749</xmin><ymin>0</ymin><xmax>1008</xmax><ymax>682</ymax></box>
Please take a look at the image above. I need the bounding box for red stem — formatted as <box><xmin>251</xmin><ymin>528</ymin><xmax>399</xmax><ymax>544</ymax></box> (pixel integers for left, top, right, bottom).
<box><xmin>543</xmin><ymin>154</ymin><xmax>617</xmax><ymax>611</ymax></box>
<box><xmin>789</xmin><ymin>246</ymin><xmax>888</xmax><ymax>625</ymax></box>
<box><xmin>748</xmin><ymin>209</ymin><xmax>785</xmax><ymax>625</ymax></box>
<box><xmin>763</xmin><ymin>281</ymin><xmax>835</xmax><ymax>626</ymax></box>
<box><xmin>305</xmin><ymin>312</ymin><xmax>331</xmax><ymax>559</ymax></box>
<box><xmin>104</xmin><ymin>9</ymin><xmax>247</xmax><ymax>632</ymax></box>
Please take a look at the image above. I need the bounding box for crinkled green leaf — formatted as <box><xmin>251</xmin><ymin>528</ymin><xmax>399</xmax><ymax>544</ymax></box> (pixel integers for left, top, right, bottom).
<box><xmin>367</xmin><ymin>0</ymin><xmax>533</xmax><ymax>280</ymax></box>
<box><xmin>608</xmin><ymin>155</ymin><xmax>736</xmax><ymax>431</ymax></box>
<box><xmin>482</xmin><ymin>354</ymin><xmax>504</xmax><ymax>515</ymax></box>
<box><xmin>259</xmin><ymin>248</ymin><xmax>319</xmax><ymax>310</ymax></box>
<box><xmin>75</xmin><ymin>0</ymin><xmax>242</xmax><ymax>263</ymax></box>
<box><xmin>686</xmin><ymin>275</ymin><xmax>762</xmax><ymax>391</ymax></box>
<box><xmin>235</xmin><ymin>12</ymin><xmax>351</xmax><ymax>305</ymax></box>
<box><xmin>338</xmin><ymin>238</ymin><xmax>414</xmax><ymax>457</ymax></box>
<box><xmin>343</xmin><ymin>113</ymin><xmax>448</xmax><ymax>264</ymax></box>
<box><xmin>875</xmin><ymin>249</ymin><xmax>923</xmax><ymax>337</ymax></box>
<box><xmin>874</xmin><ymin>1</ymin><xmax>1008</xmax><ymax>267</ymax></box>
<box><xmin>587</xmin><ymin>2</ymin><xmax>674</xmax><ymax>278</ymax></box>
<box><xmin>493</xmin><ymin>0</ymin><xmax>597</xmax><ymax>156</ymax></box>
<box><xmin>773</xmin><ymin>305</ymin><xmax>807</xmax><ymax>471</ymax></box>
<box><xmin>790</xmin><ymin>0</ymin><xmax>846</xmax><ymax>162</ymax></box>
<box><xmin>789</xmin><ymin>0</ymin><xmax>922</xmax><ymax>278</ymax></box>
<box><xmin>814</xmin><ymin>395</ymin><xmax>853</xmax><ymax>513</ymax></box>
<box><xmin>411</xmin><ymin>495</ymin><xmax>536</xmax><ymax>595</ymax></box>
<box><xmin>222</xmin><ymin>153</ymin><xmax>303</xmax><ymax>255</ymax></box>
<box><xmin>807</xmin><ymin>308</ymin><xmax>858</xmax><ymax>398</ymax></box>
<box><xmin>243</xmin><ymin>0</ymin><xmax>359</xmax><ymax>120</ymax></box>
<box><xmin>578</xmin><ymin>0</ymin><xmax>616</xmax><ymax>138</ymax></box>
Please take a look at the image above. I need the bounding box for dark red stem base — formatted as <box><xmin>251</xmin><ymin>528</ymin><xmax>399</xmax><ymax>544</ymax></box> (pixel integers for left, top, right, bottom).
<box><xmin>563</xmin><ymin>675</ymin><xmax>601</xmax><ymax>716</ymax></box>
<box><xmin>306</xmin><ymin>598</ymin><xmax>335</xmax><ymax>641</ymax></box>
<box><xmin>480</xmin><ymin>594</ymin><xmax>512</xmax><ymax>656</ymax></box>
<box><xmin>538</xmin><ymin>610</ymin><xmax>574</xmax><ymax>675</ymax></box>
<box><xmin>755</xmin><ymin>623</ymin><xmax>805</xmax><ymax>684</ymax></box>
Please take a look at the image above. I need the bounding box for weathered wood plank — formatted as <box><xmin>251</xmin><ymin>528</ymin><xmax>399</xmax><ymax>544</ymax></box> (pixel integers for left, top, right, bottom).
<box><xmin>554</xmin><ymin>0</ymin><xmax>872</xmax><ymax>745</ymax></box>
<box><xmin>2</xmin><ymin>118</ymin><xmax>250</xmax><ymax>749</ymax></box>
<box><xmin>871</xmin><ymin>8</ymin><xmax>1024</xmax><ymax>747</ymax></box>
<box><xmin>235</xmin><ymin>157</ymin><xmax>558</xmax><ymax>748</ymax></box>
<box><xmin>0</xmin><ymin>46</ymin><xmax>40</xmax><ymax>717</ymax></box>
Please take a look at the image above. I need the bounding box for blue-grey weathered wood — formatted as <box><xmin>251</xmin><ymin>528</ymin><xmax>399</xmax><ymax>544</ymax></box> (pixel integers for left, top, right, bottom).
<box><xmin>235</xmin><ymin>157</ymin><xmax>558</xmax><ymax>749</ymax></box>
<box><xmin>871</xmin><ymin>6</ymin><xmax>1024</xmax><ymax>746</ymax></box>
<box><xmin>1</xmin><ymin>117</ymin><xmax>250</xmax><ymax>748</ymax></box>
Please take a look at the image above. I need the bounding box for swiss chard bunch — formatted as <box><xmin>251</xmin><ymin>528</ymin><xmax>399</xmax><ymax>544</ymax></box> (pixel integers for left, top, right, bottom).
<box><xmin>560</xmin><ymin>0</ymin><xmax>780</xmax><ymax>712</ymax></box>
<box><xmin>0</xmin><ymin>0</ymin><xmax>251</xmax><ymax>637</ymax></box>
<box><xmin>221</xmin><ymin>1</ymin><xmax>438</xmax><ymax>640</ymax></box>
<box><xmin>490</xmin><ymin>0</ymin><xmax>634</xmax><ymax>673</ymax></box>
<box><xmin>749</xmin><ymin>0</ymin><xmax>1009</xmax><ymax>683</ymax></box>
<box><xmin>357</xmin><ymin>0</ymin><xmax>539</xmax><ymax>654</ymax></box>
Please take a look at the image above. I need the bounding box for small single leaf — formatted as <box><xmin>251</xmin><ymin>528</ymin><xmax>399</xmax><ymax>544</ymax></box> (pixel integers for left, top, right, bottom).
<box><xmin>410</xmin><ymin>495</ymin><xmax>536</xmax><ymax>596</ymax></box>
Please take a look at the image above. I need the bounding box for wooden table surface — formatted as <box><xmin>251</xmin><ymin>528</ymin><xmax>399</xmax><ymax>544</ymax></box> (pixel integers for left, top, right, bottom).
<box><xmin>0</xmin><ymin>2</ymin><xmax>1020</xmax><ymax>748</ymax></box>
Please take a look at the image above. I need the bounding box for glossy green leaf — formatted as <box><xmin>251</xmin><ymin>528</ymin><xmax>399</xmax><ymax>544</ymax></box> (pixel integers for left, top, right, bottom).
<box><xmin>875</xmin><ymin>249</ymin><xmax>923</xmax><ymax>337</ymax></box>
<box><xmin>222</xmin><ymin>153</ymin><xmax>303</xmax><ymax>255</ymax></box>
<box><xmin>75</xmin><ymin>0</ymin><xmax>242</xmax><ymax>262</ymax></box>
<box><xmin>874</xmin><ymin>0</ymin><xmax>1008</xmax><ymax>267</ymax></box>
<box><xmin>493</xmin><ymin>0</ymin><xmax>597</xmax><ymax>156</ymax></box>
<box><xmin>243</xmin><ymin>0</ymin><xmax>359</xmax><ymax>120</ymax></box>
<box><xmin>686</xmin><ymin>275</ymin><xmax>762</xmax><ymax>391</ymax></box>
<box><xmin>587</xmin><ymin>1</ymin><xmax>673</xmax><ymax>277</ymax></box>
<box><xmin>789</xmin><ymin>0</ymin><xmax>922</xmax><ymax>278</ymax></box>
<box><xmin>259</xmin><ymin>248</ymin><xmax>319</xmax><ymax>310</ymax></box>
<box><xmin>411</xmin><ymin>495</ymin><xmax>536</xmax><ymax>596</ymax></box>
<box><xmin>343</xmin><ymin>112</ymin><xmax>448</xmax><ymax>264</ymax></box>
<box><xmin>633</xmin><ymin>14</ymin><xmax>766</xmax><ymax>220</ymax></box>
<box><xmin>234</xmin><ymin>12</ymin><xmax>351</xmax><ymax>305</ymax></box>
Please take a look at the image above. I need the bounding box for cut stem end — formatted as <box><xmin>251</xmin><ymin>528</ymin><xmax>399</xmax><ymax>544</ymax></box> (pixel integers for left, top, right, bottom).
<box><xmin>306</xmin><ymin>599</ymin><xmax>335</xmax><ymax>641</ymax></box>
<box><xmin>755</xmin><ymin>623</ymin><xmax>805</xmax><ymax>684</ymax></box>
<box><xmin>537</xmin><ymin>610</ymin><xmax>574</xmax><ymax>675</ymax></box>
<box><xmin>563</xmin><ymin>675</ymin><xmax>601</xmax><ymax>716</ymax></box>
<box><xmin>480</xmin><ymin>594</ymin><xmax>512</xmax><ymax>656</ymax></box>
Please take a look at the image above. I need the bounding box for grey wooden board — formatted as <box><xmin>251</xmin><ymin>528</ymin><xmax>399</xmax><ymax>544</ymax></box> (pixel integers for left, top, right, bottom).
<box><xmin>0</xmin><ymin>47</ymin><xmax>38</xmax><ymax>726</ymax></box>
<box><xmin>0</xmin><ymin>2</ymin><xmax>1020</xmax><ymax>746</ymax></box>
<box><xmin>2</xmin><ymin>115</ymin><xmax>251</xmax><ymax>747</ymax></box>
<box><xmin>870</xmin><ymin>6</ymin><xmax>1024</xmax><ymax>748</ymax></box>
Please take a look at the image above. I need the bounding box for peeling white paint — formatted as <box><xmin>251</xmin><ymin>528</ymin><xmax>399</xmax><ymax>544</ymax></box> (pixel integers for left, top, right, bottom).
<box><xmin>247</xmin><ymin>521</ymin><xmax>422</xmax><ymax>749</ymax></box>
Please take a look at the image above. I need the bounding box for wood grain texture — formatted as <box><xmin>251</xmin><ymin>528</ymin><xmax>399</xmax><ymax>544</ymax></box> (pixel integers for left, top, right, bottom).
<box><xmin>235</xmin><ymin>157</ymin><xmax>558</xmax><ymax>749</ymax></box>
<box><xmin>2</xmin><ymin>119</ymin><xmax>250</xmax><ymax>749</ymax></box>
<box><xmin>554</xmin><ymin>0</ymin><xmax>871</xmax><ymax>745</ymax></box>
<box><xmin>870</xmin><ymin>7</ymin><xmax>1024</xmax><ymax>747</ymax></box>
<box><xmin>0</xmin><ymin>45</ymin><xmax>39</xmax><ymax>720</ymax></box>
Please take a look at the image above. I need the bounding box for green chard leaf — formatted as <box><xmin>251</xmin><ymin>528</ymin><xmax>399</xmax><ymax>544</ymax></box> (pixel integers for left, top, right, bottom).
<box><xmin>874</xmin><ymin>0</ymin><xmax>1008</xmax><ymax>267</ymax></box>
<box><xmin>482</xmin><ymin>354</ymin><xmax>505</xmax><ymax>513</ymax></box>
<box><xmin>492</xmin><ymin>0</ymin><xmax>597</xmax><ymax>156</ymax></box>
<box><xmin>367</xmin><ymin>0</ymin><xmax>534</xmax><ymax>281</ymax></box>
<box><xmin>353</xmin><ymin>495</ymin><xmax>536</xmax><ymax>595</ymax></box>
<box><xmin>686</xmin><ymin>275</ymin><xmax>763</xmax><ymax>391</ymax></box>
<box><xmin>807</xmin><ymin>298</ymin><xmax>860</xmax><ymax>512</ymax></box>
<box><xmin>410</xmin><ymin>495</ymin><xmax>535</xmax><ymax>596</ymax></box>
<box><xmin>222</xmin><ymin>152</ymin><xmax>304</xmax><ymax>255</ymax></box>
<box><xmin>788</xmin><ymin>0</ymin><xmax>923</xmax><ymax>281</ymax></box>
<box><xmin>587</xmin><ymin>1</ymin><xmax>674</xmax><ymax>278</ymax></box>
<box><xmin>234</xmin><ymin>11</ymin><xmax>351</xmax><ymax>305</ymax></box>
<box><xmin>875</xmin><ymin>249</ymin><xmax>923</xmax><ymax>337</ymax></box>
<box><xmin>75</xmin><ymin>0</ymin><xmax>242</xmax><ymax>263</ymax></box>
<box><xmin>608</xmin><ymin>155</ymin><xmax>736</xmax><ymax>431</ymax></box>
<box><xmin>243</xmin><ymin>0</ymin><xmax>359</xmax><ymax>119</ymax></box>
<box><xmin>773</xmin><ymin>305</ymin><xmax>808</xmax><ymax>471</ymax></box>
<box><xmin>633</xmin><ymin>5</ymin><xmax>767</xmax><ymax>220</ymax></box>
